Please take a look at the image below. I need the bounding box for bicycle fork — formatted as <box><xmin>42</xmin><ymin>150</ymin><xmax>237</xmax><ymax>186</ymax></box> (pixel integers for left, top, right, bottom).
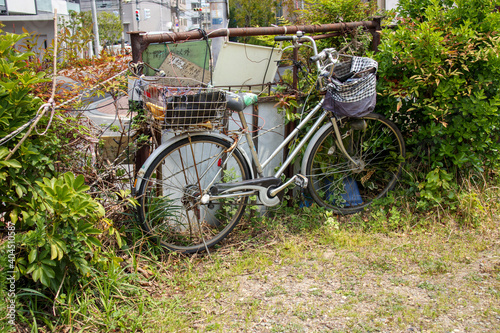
<box><xmin>330</xmin><ymin>117</ymin><xmax>365</xmax><ymax>171</ymax></box>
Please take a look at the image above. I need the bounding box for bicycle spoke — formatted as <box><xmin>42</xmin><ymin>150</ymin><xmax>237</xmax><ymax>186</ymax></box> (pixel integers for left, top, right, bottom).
<box><xmin>306</xmin><ymin>114</ymin><xmax>404</xmax><ymax>214</ymax></box>
<box><xmin>136</xmin><ymin>136</ymin><xmax>251</xmax><ymax>253</ymax></box>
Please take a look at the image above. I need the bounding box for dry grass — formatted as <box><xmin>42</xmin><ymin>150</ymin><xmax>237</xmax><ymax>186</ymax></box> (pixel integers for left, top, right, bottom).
<box><xmin>7</xmin><ymin>186</ymin><xmax>500</xmax><ymax>333</ymax></box>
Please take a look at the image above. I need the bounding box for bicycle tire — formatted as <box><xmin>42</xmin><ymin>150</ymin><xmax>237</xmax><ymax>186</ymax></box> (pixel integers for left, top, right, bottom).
<box><xmin>304</xmin><ymin>113</ymin><xmax>405</xmax><ymax>214</ymax></box>
<box><xmin>136</xmin><ymin>135</ymin><xmax>252</xmax><ymax>253</ymax></box>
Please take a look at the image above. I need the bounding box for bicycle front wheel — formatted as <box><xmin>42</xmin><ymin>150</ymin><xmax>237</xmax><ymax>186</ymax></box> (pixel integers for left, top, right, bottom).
<box><xmin>136</xmin><ymin>135</ymin><xmax>252</xmax><ymax>253</ymax></box>
<box><xmin>305</xmin><ymin>113</ymin><xmax>405</xmax><ymax>214</ymax></box>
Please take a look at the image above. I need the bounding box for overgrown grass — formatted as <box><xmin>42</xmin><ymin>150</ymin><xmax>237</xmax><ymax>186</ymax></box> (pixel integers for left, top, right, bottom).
<box><xmin>3</xmin><ymin>178</ymin><xmax>500</xmax><ymax>332</ymax></box>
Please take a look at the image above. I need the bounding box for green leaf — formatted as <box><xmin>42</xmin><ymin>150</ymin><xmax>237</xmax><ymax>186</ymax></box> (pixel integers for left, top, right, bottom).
<box><xmin>28</xmin><ymin>248</ymin><xmax>38</xmax><ymax>263</ymax></box>
<box><xmin>63</xmin><ymin>172</ymin><xmax>74</xmax><ymax>187</ymax></box>
<box><xmin>115</xmin><ymin>232</ymin><xmax>123</xmax><ymax>248</ymax></box>
<box><xmin>39</xmin><ymin>268</ymin><xmax>53</xmax><ymax>287</ymax></box>
<box><xmin>54</xmin><ymin>238</ymin><xmax>68</xmax><ymax>254</ymax></box>
<box><xmin>0</xmin><ymin>147</ymin><xmax>9</xmax><ymax>159</ymax></box>
<box><xmin>16</xmin><ymin>288</ymin><xmax>52</xmax><ymax>300</ymax></box>
<box><xmin>9</xmin><ymin>208</ymin><xmax>18</xmax><ymax>224</ymax></box>
<box><xmin>96</xmin><ymin>204</ymin><xmax>105</xmax><ymax>217</ymax></box>
<box><xmin>32</xmin><ymin>266</ymin><xmax>42</xmax><ymax>282</ymax></box>
<box><xmin>0</xmin><ymin>159</ymin><xmax>22</xmax><ymax>168</ymax></box>
<box><xmin>26</xmin><ymin>263</ymin><xmax>36</xmax><ymax>275</ymax></box>
<box><xmin>86</xmin><ymin>236</ymin><xmax>102</xmax><ymax>248</ymax></box>
<box><xmin>15</xmin><ymin>185</ymin><xmax>23</xmax><ymax>198</ymax></box>
<box><xmin>50</xmin><ymin>244</ymin><xmax>58</xmax><ymax>260</ymax></box>
<box><xmin>41</xmin><ymin>259</ymin><xmax>56</xmax><ymax>267</ymax></box>
<box><xmin>73</xmin><ymin>174</ymin><xmax>85</xmax><ymax>190</ymax></box>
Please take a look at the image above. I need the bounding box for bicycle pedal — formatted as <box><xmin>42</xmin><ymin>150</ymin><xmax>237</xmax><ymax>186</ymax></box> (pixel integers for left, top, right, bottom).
<box><xmin>294</xmin><ymin>174</ymin><xmax>308</xmax><ymax>188</ymax></box>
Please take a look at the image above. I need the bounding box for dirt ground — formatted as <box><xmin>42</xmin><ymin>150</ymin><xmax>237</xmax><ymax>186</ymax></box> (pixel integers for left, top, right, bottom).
<box><xmin>182</xmin><ymin>229</ymin><xmax>500</xmax><ymax>333</ymax></box>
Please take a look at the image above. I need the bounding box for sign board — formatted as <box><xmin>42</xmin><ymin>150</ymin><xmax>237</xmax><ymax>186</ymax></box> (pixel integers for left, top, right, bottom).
<box><xmin>142</xmin><ymin>41</ymin><xmax>212</xmax><ymax>85</ymax></box>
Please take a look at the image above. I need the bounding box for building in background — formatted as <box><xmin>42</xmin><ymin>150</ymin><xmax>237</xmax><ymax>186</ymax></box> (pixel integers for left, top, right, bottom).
<box><xmin>0</xmin><ymin>0</ymin><xmax>80</xmax><ymax>51</ymax></box>
<box><xmin>376</xmin><ymin>0</ymin><xmax>398</xmax><ymax>11</ymax></box>
<box><xmin>0</xmin><ymin>0</ymin><xmax>400</xmax><ymax>56</ymax></box>
<box><xmin>79</xmin><ymin>0</ymin><xmax>213</xmax><ymax>43</ymax></box>
<box><xmin>80</xmin><ymin>0</ymin><xmax>176</xmax><ymax>43</ymax></box>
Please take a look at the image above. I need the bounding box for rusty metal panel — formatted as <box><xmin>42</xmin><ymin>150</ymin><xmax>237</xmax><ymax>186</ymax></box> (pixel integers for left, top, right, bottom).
<box><xmin>142</xmin><ymin>40</ymin><xmax>212</xmax><ymax>84</ymax></box>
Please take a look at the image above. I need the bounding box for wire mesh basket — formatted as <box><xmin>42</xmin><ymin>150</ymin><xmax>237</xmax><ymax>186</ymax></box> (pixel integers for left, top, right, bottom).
<box><xmin>141</xmin><ymin>78</ymin><xmax>228</xmax><ymax>132</ymax></box>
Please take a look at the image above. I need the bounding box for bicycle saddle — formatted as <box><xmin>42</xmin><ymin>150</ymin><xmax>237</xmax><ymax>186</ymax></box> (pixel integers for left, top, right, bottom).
<box><xmin>226</xmin><ymin>91</ymin><xmax>258</xmax><ymax>112</ymax></box>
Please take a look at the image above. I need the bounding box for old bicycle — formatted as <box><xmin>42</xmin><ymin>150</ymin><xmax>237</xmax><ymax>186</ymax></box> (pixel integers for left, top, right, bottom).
<box><xmin>134</xmin><ymin>32</ymin><xmax>405</xmax><ymax>253</ymax></box>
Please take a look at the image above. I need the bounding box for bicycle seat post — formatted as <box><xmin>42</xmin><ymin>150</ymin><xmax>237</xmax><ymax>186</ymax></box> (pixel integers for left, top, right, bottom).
<box><xmin>237</xmin><ymin>110</ymin><xmax>265</xmax><ymax>178</ymax></box>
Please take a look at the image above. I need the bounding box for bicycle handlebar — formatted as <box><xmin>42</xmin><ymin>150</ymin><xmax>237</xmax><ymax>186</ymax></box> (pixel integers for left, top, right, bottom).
<box><xmin>274</xmin><ymin>35</ymin><xmax>295</xmax><ymax>42</ymax></box>
<box><xmin>274</xmin><ymin>33</ymin><xmax>336</xmax><ymax>78</ymax></box>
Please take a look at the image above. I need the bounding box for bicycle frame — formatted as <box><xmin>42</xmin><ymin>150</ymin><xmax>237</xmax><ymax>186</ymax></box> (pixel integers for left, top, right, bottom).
<box><xmin>239</xmin><ymin>98</ymin><xmax>328</xmax><ymax>179</ymax></box>
<box><xmin>197</xmin><ymin>93</ymin><xmax>361</xmax><ymax>205</ymax></box>
<box><xmin>235</xmin><ymin>98</ymin><xmax>361</xmax><ymax>181</ymax></box>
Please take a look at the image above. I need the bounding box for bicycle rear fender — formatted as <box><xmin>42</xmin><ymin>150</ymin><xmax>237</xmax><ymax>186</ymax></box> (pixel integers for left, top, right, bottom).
<box><xmin>301</xmin><ymin>122</ymin><xmax>333</xmax><ymax>175</ymax></box>
<box><xmin>134</xmin><ymin>132</ymin><xmax>254</xmax><ymax>193</ymax></box>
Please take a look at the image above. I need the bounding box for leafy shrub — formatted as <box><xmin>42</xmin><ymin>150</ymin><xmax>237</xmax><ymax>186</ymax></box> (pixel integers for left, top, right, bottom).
<box><xmin>0</xmin><ymin>22</ymin><xmax>131</xmax><ymax>332</ymax></box>
<box><xmin>0</xmin><ymin>28</ymin><xmax>111</xmax><ymax>294</ymax></box>
<box><xmin>299</xmin><ymin>0</ymin><xmax>377</xmax><ymax>24</ymax></box>
<box><xmin>0</xmin><ymin>30</ymin><xmax>56</xmax><ymax>218</ymax></box>
<box><xmin>12</xmin><ymin>172</ymin><xmax>107</xmax><ymax>289</ymax></box>
<box><xmin>374</xmin><ymin>0</ymin><xmax>500</xmax><ymax>207</ymax></box>
<box><xmin>298</xmin><ymin>0</ymin><xmax>378</xmax><ymax>54</ymax></box>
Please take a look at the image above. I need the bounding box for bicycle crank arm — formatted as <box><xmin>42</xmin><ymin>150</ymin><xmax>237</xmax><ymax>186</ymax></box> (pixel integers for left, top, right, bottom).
<box><xmin>268</xmin><ymin>174</ymin><xmax>308</xmax><ymax>198</ymax></box>
<box><xmin>206</xmin><ymin>176</ymin><xmax>282</xmax><ymax>207</ymax></box>
<box><xmin>203</xmin><ymin>185</ymin><xmax>280</xmax><ymax>207</ymax></box>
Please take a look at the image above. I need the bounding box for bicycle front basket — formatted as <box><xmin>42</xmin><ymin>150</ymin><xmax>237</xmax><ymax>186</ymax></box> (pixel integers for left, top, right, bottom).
<box><xmin>323</xmin><ymin>56</ymin><xmax>378</xmax><ymax>118</ymax></box>
<box><xmin>142</xmin><ymin>83</ymin><xmax>227</xmax><ymax>132</ymax></box>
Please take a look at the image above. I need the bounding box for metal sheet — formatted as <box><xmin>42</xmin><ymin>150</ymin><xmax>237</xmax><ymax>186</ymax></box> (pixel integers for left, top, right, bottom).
<box><xmin>142</xmin><ymin>40</ymin><xmax>212</xmax><ymax>84</ymax></box>
<box><xmin>212</xmin><ymin>42</ymin><xmax>282</xmax><ymax>92</ymax></box>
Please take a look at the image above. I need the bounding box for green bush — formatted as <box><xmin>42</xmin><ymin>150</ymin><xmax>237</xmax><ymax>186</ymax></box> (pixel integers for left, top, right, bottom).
<box><xmin>300</xmin><ymin>0</ymin><xmax>377</xmax><ymax>24</ymax></box>
<box><xmin>374</xmin><ymin>0</ymin><xmax>500</xmax><ymax>207</ymax></box>
<box><xmin>0</xmin><ymin>31</ymin><xmax>56</xmax><ymax>217</ymax></box>
<box><xmin>299</xmin><ymin>0</ymin><xmax>378</xmax><ymax>54</ymax></box>
<box><xmin>0</xmin><ymin>28</ymin><xmax>109</xmax><ymax>295</ymax></box>
<box><xmin>13</xmin><ymin>172</ymin><xmax>106</xmax><ymax>289</ymax></box>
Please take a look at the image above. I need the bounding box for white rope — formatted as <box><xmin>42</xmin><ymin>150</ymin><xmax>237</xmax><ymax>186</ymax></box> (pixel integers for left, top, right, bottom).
<box><xmin>0</xmin><ymin>68</ymin><xmax>129</xmax><ymax>147</ymax></box>
<box><xmin>0</xmin><ymin>119</ymin><xmax>35</xmax><ymax>146</ymax></box>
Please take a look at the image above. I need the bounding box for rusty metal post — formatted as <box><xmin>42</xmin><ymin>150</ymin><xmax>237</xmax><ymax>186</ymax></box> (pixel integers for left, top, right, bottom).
<box><xmin>130</xmin><ymin>30</ymin><xmax>146</xmax><ymax>66</ymax></box>
<box><xmin>284</xmin><ymin>47</ymin><xmax>300</xmax><ymax>184</ymax></box>
<box><xmin>129</xmin><ymin>32</ymin><xmax>149</xmax><ymax>175</ymax></box>
<box><xmin>369</xmin><ymin>17</ymin><xmax>383</xmax><ymax>52</ymax></box>
<box><xmin>128</xmin><ymin>21</ymin><xmax>379</xmax><ymax>60</ymax></box>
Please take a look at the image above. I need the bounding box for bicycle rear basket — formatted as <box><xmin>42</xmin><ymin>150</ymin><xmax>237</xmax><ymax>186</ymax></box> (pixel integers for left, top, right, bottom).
<box><xmin>323</xmin><ymin>55</ymin><xmax>378</xmax><ymax>118</ymax></box>
<box><xmin>142</xmin><ymin>78</ymin><xmax>227</xmax><ymax>132</ymax></box>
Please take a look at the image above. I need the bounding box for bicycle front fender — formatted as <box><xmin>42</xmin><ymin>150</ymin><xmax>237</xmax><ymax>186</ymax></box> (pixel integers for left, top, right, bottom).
<box><xmin>134</xmin><ymin>132</ymin><xmax>254</xmax><ymax>193</ymax></box>
<box><xmin>301</xmin><ymin>122</ymin><xmax>334</xmax><ymax>175</ymax></box>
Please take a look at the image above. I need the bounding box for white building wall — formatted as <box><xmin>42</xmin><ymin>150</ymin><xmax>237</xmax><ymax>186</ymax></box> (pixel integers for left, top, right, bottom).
<box><xmin>386</xmin><ymin>0</ymin><xmax>398</xmax><ymax>10</ymax></box>
<box><xmin>6</xmin><ymin>0</ymin><xmax>36</xmax><ymax>14</ymax></box>
<box><xmin>131</xmin><ymin>1</ymin><xmax>173</xmax><ymax>32</ymax></box>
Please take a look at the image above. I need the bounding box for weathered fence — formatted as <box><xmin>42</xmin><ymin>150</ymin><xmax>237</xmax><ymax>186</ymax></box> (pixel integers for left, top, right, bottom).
<box><xmin>128</xmin><ymin>19</ymin><xmax>383</xmax><ymax>176</ymax></box>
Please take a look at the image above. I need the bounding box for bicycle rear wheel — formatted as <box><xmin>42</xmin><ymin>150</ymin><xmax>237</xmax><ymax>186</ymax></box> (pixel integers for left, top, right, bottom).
<box><xmin>136</xmin><ymin>135</ymin><xmax>252</xmax><ymax>253</ymax></box>
<box><xmin>304</xmin><ymin>113</ymin><xmax>405</xmax><ymax>214</ymax></box>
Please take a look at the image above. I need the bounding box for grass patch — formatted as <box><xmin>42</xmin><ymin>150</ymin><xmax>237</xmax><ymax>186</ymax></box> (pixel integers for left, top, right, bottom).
<box><xmin>8</xmin><ymin>181</ymin><xmax>500</xmax><ymax>332</ymax></box>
